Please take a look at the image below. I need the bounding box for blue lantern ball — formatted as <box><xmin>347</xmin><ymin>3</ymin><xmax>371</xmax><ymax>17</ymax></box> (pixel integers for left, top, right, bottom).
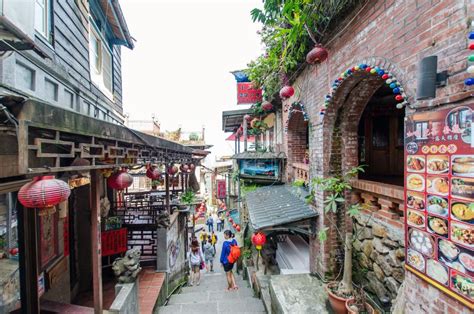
<box><xmin>378</xmin><ymin>70</ymin><xmax>385</xmax><ymax>76</ymax></box>
<box><xmin>393</xmin><ymin>87</ymin><xmax>400</xmax><ymax>94</ymax></box>
<box><xmin>465</xmin><ymin>78</ymin><xmax>474</xmax><ymax>86</ymax></box>
<box><xmin>469</xmin><ymin>32</ymin><xmax>474</xmax><ymax>40</ymax></box>
<box><xmin>389</xmin><ymin>83</ymin><xmax>397</xmax><ymax>89</ymax></box>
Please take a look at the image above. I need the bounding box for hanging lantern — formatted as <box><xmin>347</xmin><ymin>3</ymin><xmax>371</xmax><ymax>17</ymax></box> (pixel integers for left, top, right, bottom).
<box><xmin>251</xmin><ymin>232</ymin><xmax>267</xmax><ymax>250</ymax></box>
<box><xmin>167</xmin><ymin>165</ymin><xmax>179</xmax><ymax>175</ymax></box>
<box><xmin>226</xmin><ymin>212</ymin><xmax>230</xmax><ymax>217</ymax></box>
<box><xmin>189</xmin><ymin>163</ymin><xmax>196</xmax><ymax>171</ymax></box>
<box><xmin>262</xmin><ymin>101</ymin><xmax>273</xmax><ymax>111</ymax></box>
<box><xmin>229</xmin><ymin>217</ymin><xmax>234</xmax><ymax>223</ymax></box>
<box><xmin>232</xmin><ymin>223</ymin><xmax>237</xmax><ymax>228</ymax></box>
<box><xmin>469</xmin><ymin>43</ymin><xmax>474</xmax><ymax>50</ymax></box>
<box><xmin>395</xmin><ymin>95</ymin><xmax>404</xmax><ymax>102</ymax></box>
<box><xmin>244</xmin><ymin>114</ymin><xmax>253</xmax><ymax>122</ymax></box>
<box><xmin>18</xmin><ymin>176</ymin><xmax>70</xmax><ymax>216</ymax></box>
<box><xmin>306</xmin><ymin>45</ymin><xmax>328</xmax><ymax>64</ymax></box>
<box><xmin>236</xmin><ymin>225</ymin><xmax>241</xmax><ymax>232</ymax></box>
<box><xmin>146</xmin><ymin>167</ymin><xmax>161</xmax><ymax>180</ymax></box>
<box><xmin>107</xmin><ymin>169</ymin><xmax>133</xmax><ymax>190</ymax></box>
<box><xmin>279</xmin><ymin>86</ymin><xmax>295</xmax><ymax>99</ymax></box>
<box><xmin>180</xmin><ymin>164</ymin><xmax>190</xmax><ymax>173</ymax></box>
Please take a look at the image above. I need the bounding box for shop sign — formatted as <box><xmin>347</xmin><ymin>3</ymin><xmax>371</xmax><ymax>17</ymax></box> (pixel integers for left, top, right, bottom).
<box><xmin>237</xmin><ymin>82</ymin><xmax>262</xmax><ymax>104</ymax></box>
<box><xmin>217</xmin><ymin>180</ymin><xmax>226</xmax><ymax>199</ymax></box>
<box><xmin>101</xmin><ymin>228</ymin><xmax>127</xmax><ymax>257</ymax></box>
<box><xmin>404</xmin><ymin>104</ymin><xmax>473</xmax><ymax>308</ymax></box>
<box><xmin>239</xmin><ymin>159</ymin><xmax>279</xmax><ymax>179</ymax></box>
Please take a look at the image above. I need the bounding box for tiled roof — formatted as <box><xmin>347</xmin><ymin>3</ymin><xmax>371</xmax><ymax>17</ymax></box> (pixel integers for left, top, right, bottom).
<box><xmin>245</xmin><ymin>185</ymin><xmax>317</xmax><ymax>230</ymax></box>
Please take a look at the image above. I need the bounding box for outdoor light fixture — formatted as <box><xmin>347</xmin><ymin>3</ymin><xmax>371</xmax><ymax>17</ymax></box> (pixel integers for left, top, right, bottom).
<box><xmin>416</xmin><ymin>56</ymin><xmax>448</xmax><ymax>100</ymax></box>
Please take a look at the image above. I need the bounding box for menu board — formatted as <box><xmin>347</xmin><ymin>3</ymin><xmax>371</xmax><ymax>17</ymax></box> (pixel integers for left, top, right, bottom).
<box><xmin>404</xmin><ymin>105</ymin><xmax>474</xmax><ymax>308</ymax></box>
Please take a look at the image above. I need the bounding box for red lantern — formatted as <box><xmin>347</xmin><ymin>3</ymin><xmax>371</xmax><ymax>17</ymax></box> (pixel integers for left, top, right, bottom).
<box><xmin>232</xmin><ymin>223</ymin><xmax>237</xmax><ymax>228</ymax></box>
<box><xmin>146</xmin><ymin>167</ymin><xmax>161</xmax><ymax>180</ymax></box>
<box><xmin>306</xmin><ymin>45</ymin><xmax>328</xmax><ymax>64</ymax></box>
<box><xmin>226</xmin><ymin>212</ymin><xmax>230</xmax><ymax>217</ymax></box>
<box><xmin>395</xmin><ymin>95</ymin><xmax>404</xmax><ymax>102</ymax></box>
<box><xmin>469</xmin><ymin>43</ymin><xmax>474</xmax><ymax>50</ymax></box>
<box><xmin>18</xmin><ymin>176</ymin><xmax>70</xmax><ymax>216</ymax></box>
<box><xmin>108</xmin><ymin>169</ymin><xmax>133</xmax><ymax>190</ymax></box>
<box><xmin>279</xmin><ymin>86</ymin><xmax>294</xmax><ymax>99</ymax></box>
<box><xmin>168</xmin><ymin>165</ymin><xmax>179</xmax><ymax>175</ymax></box>
<box><xmin>251</xmin><ymin>232</ymin><xmax>266</xmax><ymax>250</ymax></box>
<box><xmin>244</xmin><ymin>114</ymin><xmax>253</xmax><ymax>122</ymax></box>
<box><xmin>381</xmin><ymin>74</ymin><xmax>389</xmax><ymax>80</ymax></box>
<box><xmin>236</xmin><ymin>225</ymin><xmax>241</xmax><ymax>232</ymax></box>
<box><xmin>180</xmin><ymin>164</ymin><xmax>189</xmax><ymax>173</ymax></box>
<box><xmin>262</xmin><ymin>101</ymin><xmax>273</xmax><ymax>111</ymax></box>
<box><xmin>189</xmin><ymin>164</ymin><xmax>196</xmax><ymax>171</ymax></box>
<box><xmin>229</xmin><ymin>217</ymin><xmax>234</xmax><ymax>223</ymax></box>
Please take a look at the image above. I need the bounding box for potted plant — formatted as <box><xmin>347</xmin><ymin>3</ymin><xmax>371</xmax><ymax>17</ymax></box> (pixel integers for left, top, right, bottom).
<box><xmin>308</xmin><ymin>166</ymin><xmax>367</xmax><ymax>314</ymax></box>
<box><xmin>345</xmin><ymin>287</ymin><xmax>375</xmax><ymax>314</ymax></box>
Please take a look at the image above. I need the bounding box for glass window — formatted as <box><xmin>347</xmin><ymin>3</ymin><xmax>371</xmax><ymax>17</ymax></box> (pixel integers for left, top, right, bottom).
<box><xmin>35</xmin><ymin>0</ymin><xmax>51</xmax><ymax>40</ymax></box>
<box><xmin>65</xmin><ymin>90</ymin><xmax>74</xmax><ymax>109</ymax></box>
<box><xmin>89</xmin><ymin>30</ymin><xmax>101</xmax><ymax>75</ymax></box>
<box><xmin>89</xmin><ymin>22</ymin><xmax>113</xmax><ymax>97</ymax></box>
<box><xmin>102</xmin><ymin>48</ymin><xmax>113</xmax><ymax>93</ymax></box>
<box><xmin>45</xmin><ymin>78</ymin><xmax>58</xmax><ymax>101</ymax></box>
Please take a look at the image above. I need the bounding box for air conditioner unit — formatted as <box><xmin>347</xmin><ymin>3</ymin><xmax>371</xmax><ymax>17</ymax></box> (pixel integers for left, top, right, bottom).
<box><xmin>0</xmin><ymin>0</ymin><xmax>35</xmax><ymax>51</ymax></box>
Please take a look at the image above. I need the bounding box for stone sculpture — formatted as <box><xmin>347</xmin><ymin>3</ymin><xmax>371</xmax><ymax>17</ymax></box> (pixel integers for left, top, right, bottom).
<box><xmin>112</xmin><ymin>248</ymin><xmax>142</xmax><ymax>283</ymax></box>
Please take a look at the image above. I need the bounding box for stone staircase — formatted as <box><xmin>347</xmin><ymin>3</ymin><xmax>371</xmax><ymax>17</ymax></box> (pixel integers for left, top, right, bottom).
<box><xmin>156</xmin><ymin>272</ymin><xmax>266</xmax><ymax>314</ymax></box>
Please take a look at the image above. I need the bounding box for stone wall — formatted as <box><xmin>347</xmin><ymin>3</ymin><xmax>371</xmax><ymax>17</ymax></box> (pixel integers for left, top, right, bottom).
<box><xmin>353</xmin><ymin>213</ymin><xmax>405</xmax><ymax>305</ymax></box>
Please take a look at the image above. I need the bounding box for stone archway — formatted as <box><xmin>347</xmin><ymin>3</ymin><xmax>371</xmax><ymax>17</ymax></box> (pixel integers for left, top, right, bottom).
<box><xmin>286</xmin><ymin>102</ymin><xmax>310</xmax><ymax>182</ymax></box>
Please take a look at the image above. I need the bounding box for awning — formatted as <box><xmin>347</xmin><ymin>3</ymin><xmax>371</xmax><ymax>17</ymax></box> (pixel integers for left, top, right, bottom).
<box><xmin>245</xmin><ymin>185</ymin><xmax>317</xmax><ymax>230</ymax></box>
<box><xmin>222</xmin><ymin>108</ymin><xmax>251</xmax><ymax>132</ymax></box>
<box><xmin>225</xmin><ymin>132</ymin><xmax>255</xmax><ymax>143</ymax></box>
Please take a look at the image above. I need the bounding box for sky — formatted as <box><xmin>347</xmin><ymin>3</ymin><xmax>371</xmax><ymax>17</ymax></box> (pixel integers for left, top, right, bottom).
<box><xmin>120</xmin><ymin>0</ymin><xmax>263</xmax><ymax>163</ymax></box>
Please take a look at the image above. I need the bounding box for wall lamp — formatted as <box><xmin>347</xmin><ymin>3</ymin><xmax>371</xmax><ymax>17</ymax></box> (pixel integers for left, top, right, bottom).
<box><xmin>416</xmin><ymin>56</ymin><xmax>448</xmax><ymax>100</ymax></box>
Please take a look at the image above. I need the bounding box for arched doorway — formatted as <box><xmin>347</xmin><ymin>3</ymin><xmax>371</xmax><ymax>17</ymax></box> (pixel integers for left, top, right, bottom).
<box><xmin>286</xmin><ymin>102</ymin><xmax>310</xmax><ymax>183</ymax></box>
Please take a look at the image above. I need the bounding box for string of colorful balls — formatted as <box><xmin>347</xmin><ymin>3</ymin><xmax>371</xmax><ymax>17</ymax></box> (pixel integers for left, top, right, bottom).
<box><xmin>466</xmin><ymin>28</ymin><xmax>474</xmax><ymax>86</ymax></box>
<box><xmin>284</xmin><ymin>102</ymin><xmax>309</xmax><ymax>132</ymax></box>
<box><xmin>319</xmin><ymin>64</ymin><xmax>408</xmax><ymax>116</ymax></box>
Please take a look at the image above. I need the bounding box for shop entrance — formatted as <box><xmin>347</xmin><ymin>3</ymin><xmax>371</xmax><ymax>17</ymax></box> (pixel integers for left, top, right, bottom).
<box><xmin>358</xmin><ymin>84</ymin><xmax>404</xmax><ymax>186</ymax></box>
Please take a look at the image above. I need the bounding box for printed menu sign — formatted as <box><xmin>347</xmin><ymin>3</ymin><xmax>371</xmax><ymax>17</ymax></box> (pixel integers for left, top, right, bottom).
<box><xmin>404</xmin><ymin>105</ymin><xmax>473</xmax><ymax>308</ymax></box>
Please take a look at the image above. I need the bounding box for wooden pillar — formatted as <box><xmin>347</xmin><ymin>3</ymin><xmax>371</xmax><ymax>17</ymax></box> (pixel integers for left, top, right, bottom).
<box><xmin>90</xmin><ymin>170</ymin><xmax>102</xmax><ymax>314</ymax></box>
<box><xmin>165</xmin><ymin>172</ymin><xmax>170</xmax><ymax>213</ymax></box>
<box><xmin>237</xmin><ymin>135</ymin><xmax>241</xmax><ymax>153</ymax></box>
<box><xmin>243</xmin><ymin>116</ymin><xmax>247</xmax><ymax>152</ymax></box>
<box><xmin>18</xmin><ymin>204</ymin><xmax>39</xmax><ymax>314</ymax></box>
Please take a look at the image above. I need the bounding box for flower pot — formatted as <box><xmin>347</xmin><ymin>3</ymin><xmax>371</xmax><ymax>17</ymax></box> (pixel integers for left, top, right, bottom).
<box><xmin>326</xmin><ymin>282</ymin><xmax>353</xmax><ymax>314</ymax></box>
<box><xmin>345</xmin><ymin>299</ymin><xmax>375</xmax><ymax>314</ymax></box>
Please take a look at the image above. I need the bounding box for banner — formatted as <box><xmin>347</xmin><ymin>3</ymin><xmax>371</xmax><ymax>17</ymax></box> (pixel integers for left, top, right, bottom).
<box><xmin>404</xmin><ymin>104</ymin><xmax>473</xmax><ymax>308</ymax></box>
<box><xmin>216</xmin><ymin>179</ymin><xmax>226</xmax><ymax>199</ymax></box>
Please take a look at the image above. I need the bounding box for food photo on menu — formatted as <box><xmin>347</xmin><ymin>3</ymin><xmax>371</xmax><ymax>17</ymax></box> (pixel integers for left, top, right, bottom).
<box><xmin>427</xmin><ymin>195</ymin><xmax>449</xmax><ymax>217</ymax></box>
<box><xmin>408</xmin><ymin>210</ymin><xmax>426</xmax><ymax>228</ymax></box>
<box><xmin>407</xmin><ymin>155</ymin><xmax>426</xmax><ymax>172</ymax></box>
<box><xmin>451</xmin><ymin>270</ymin><xmax>474</xmax><ymax>302</ymax></box>
<box><xmin>450</xmin><ymin>221</ymin><xmax>473</xmax><ymax>249</ymax></box>
<box><xmin>427</xmin><ymin>176</ymin><xmax>449</xmax><ymax>196</ymax></box>
<box><xmin>427</xmin><ymin>216</ymin><xmax>449</xmax><ymax>238</ymax></box>
<box><xmin>452</xmin><ymin>177</ymin><xmax>474</xmax><ymax>201</ymax></box>
<box><xmin>450</xmin><ymin>200</ymin><xmax>474</xmax><ymax>223</ymax></box>
<box><xmin>408</xmin><ymin>228</ymin><xmax>435</xmax><ymax>258</ymax></box>
<box><xmin>407</xmin><ymin>174</ymin><xmax>425</xmax><ymax>192</ymax></box>
<box><xmin>438</xmin><ymin>239</ymin><xmax>474</xmax><ymax>277</ymax></box>
<box><xmin>427</xmin><ymin>155</ymin><xmax>449</xmax><ymax>174</ymax></box>
<box><xmin>452</xmin><ymin>155</ymin><xmax>474</xmax><ymax>177</ymax></box>
<box><xmin>426</xmin><ymin>259</ymin><xmax>450</xmax><ymax>286</ymax></box>
<box><xmin>407</xmin><ymin>191</ymin><xmax>426</xmax><ymax>211</ymax></box>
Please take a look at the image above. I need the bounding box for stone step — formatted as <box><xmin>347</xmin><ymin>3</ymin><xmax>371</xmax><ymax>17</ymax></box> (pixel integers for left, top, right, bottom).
<box><xmin>169</xmin><ymin>290</ymin><xmax>256</xmax><ymax>305</ymax></box>
<box><xmin>157</xmin><ymin>299</ymin><xmax>265</xmax><ymax>314</ymax></box>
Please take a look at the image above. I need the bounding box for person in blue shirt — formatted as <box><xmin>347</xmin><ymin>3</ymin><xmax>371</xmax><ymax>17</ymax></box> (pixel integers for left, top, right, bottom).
<box><xmin>220</xmin><ymin>230</ymin><xmax>238</xmax><ymax>291</ymax></box>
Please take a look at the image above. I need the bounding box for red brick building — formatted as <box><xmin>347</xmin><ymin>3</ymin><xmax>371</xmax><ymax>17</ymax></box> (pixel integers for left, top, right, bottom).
<box><xmin>281</xmin><ymin>0</ymin><xmax>473</xmax><ymax>312</ymax></box>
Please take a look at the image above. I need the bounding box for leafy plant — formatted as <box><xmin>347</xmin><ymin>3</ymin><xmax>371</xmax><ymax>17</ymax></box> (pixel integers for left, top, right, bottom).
<box><xmin>242</xmin><ymin>248</ymin><xmax>252</xmax><ymax>260</ymax></box>
<box><xmin>308</xmin><ymin>165</ymin><xmax>367</xmax><ymax>297</ymax></box>
<box><xmin>180</xmin><ymin>191</ymin><xmax>195</xmax><ymax>206</ymax></box>
<box><xmin>188</xmin><ymin>133</ymin><xmax>200</xmax><ymax>141</ymax></box>
<box><xmin>247</xmin><ymin>0</ymin><xmax>361</xmax><ymax>99</ymax></box>
<box><xmin>292</xmin><ymin>179</ymin><xmax>306</xmax><ymax>187</ymax></box>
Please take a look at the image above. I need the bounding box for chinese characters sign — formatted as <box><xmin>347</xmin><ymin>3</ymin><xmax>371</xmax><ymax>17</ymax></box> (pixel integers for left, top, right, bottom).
<box><xmin>217</xmin><ymin>179</ymin><xmax>226</xmax><ymax>199</ymax></box>
<box><xmin>404</xmin><ymin>105</ymin><xmax>473</xmax><ymax>308</ymax></box>
<box><xmin>237</xmin><ymin>82</ymin><xmax>262</xmax><ymax>104</ymax></box>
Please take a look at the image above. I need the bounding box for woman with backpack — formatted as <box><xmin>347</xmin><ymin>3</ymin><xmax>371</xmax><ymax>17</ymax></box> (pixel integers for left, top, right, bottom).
<box><xmin>220</xmin><ymin>230</ymin><xmax>239</xmax><ymax>291</ymax></box>
<box><xmin>189</xmin><ymin>239</ymin><xmax>204</xmax><ymax>286</ymax></box>
<box><xmin>203</xmin><ymin>236</ymin><xmax>215</xmax><ymax>272</ymax></box>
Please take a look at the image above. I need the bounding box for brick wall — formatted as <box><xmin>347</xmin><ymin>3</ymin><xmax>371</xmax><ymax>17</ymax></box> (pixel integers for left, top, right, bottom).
<box><xmin>279</xmin><ymin>0</ymin><xmax>472</xmax><ymax>311</ymax></box>
<box><xmin>286</xmin><ymin>112</ymin><xmax>308</xmax><ymax>181</ymax></box>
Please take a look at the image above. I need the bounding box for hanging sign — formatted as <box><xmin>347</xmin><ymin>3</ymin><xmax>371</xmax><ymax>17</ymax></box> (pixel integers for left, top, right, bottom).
<box><xmin>216</xmin><ymin>179</ymin><xmax>226</xmax><ymax>199</ymax></box>
<box><xmin>404</xmin><ymin>104</ymin><xmax>474</xmax><ymax>309</ymax></box>
<box><xmin>237</xmin><ymin>82</ymin><xmax>262</xmax><ymax>104</ymax></box>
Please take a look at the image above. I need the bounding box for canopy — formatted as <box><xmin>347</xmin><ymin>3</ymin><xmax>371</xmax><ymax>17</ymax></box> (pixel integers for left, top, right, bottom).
<box><xmin>225</xmin><ymin>132</ymin><xmax>256</xmax><ymax>143</ymax></box>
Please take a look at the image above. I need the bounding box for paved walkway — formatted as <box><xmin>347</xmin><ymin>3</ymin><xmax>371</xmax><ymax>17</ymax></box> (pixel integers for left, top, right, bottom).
<box><xmin>156</xmin><ymin>217</ymin><xmax>266</xmax><ymax>313</ymax></box>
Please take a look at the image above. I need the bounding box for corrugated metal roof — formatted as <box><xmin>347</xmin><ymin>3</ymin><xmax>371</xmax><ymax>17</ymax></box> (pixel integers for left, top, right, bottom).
<box><xmin>246</xmin><ymin>185</ymin><xmax>317</xmax><ymax>230</ymax></box>
<box><xmin>233</xmin><ymin>151</ymin><xmax>286</xmax><ymax>160</ymax></box>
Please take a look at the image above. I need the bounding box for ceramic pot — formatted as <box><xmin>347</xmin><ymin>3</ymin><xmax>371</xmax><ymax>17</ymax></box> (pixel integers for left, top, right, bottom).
<box><xmin>326</xmin><ymin>282</ymin><xmax>353</xmax><ymax>314</ymax></box>
<box><xmin>345</xmin><ymin>299</ymin><xmax>375</xmax><ymax>314</ymax></box>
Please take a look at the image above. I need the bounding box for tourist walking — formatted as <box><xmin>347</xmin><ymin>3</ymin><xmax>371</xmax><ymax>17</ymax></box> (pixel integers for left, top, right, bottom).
<box><xmin>199</xmin><ymin>230</ymin><xmax>208</xmax><ymax>250</ymax></box>
<box><xmin>210</xmin><ymin>231</ymin><xmax>218</xmax><ymax>252</ymax></box>
<box><xmin>203</xmin><ymin>238</ymin><xmax>215</xmax><ymax>272</ymax></box>
<box><xmin>206</xmin><ymin>214</ymin><xmax>214</xmax><ymax>232</ymax></box>
<box><xmin>188</xmin><ymin>239</ymin><xmax>204</xmax><ymax>286</ymax></box>
<box><xmin>220</xmin><ymin>230</ymin><xmax>239</xmax><ymax>291</ymax></box>
<box><xmin>218</xmin><ymin>213</ymin><xmax>225</xmax><ymax>231</ymax></box>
